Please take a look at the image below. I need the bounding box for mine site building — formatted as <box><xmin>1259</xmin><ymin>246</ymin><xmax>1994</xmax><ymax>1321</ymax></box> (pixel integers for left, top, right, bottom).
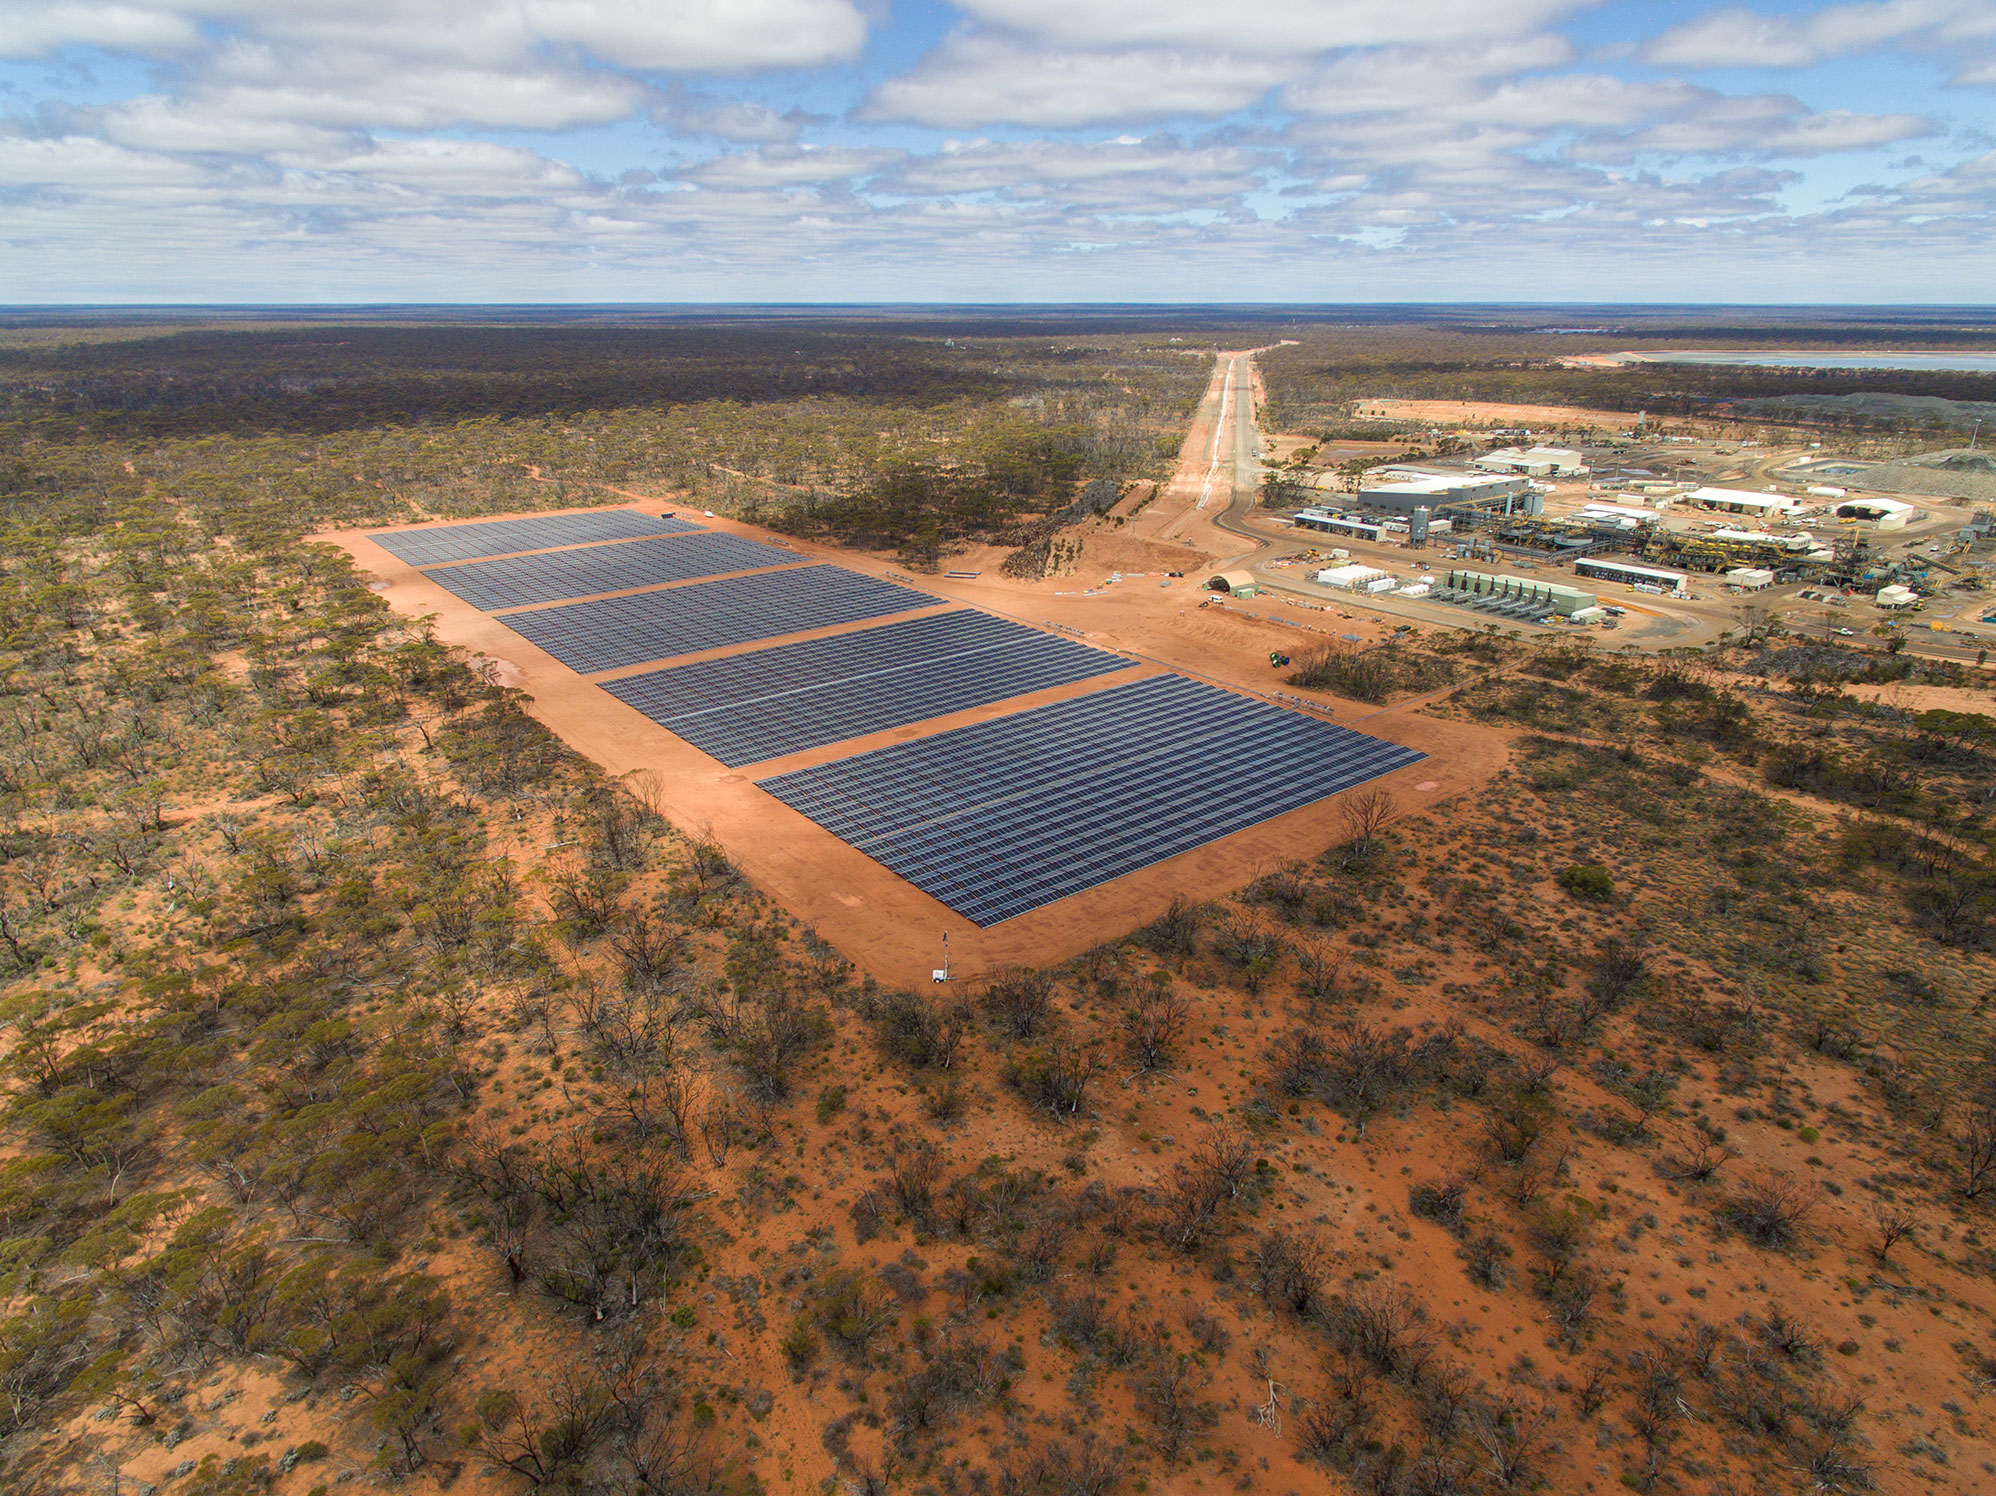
<box><xmin>1690</xmin><ymin>486</ymin><xmax>1807</xmax><ymax>518</ymax></box>
<box><xmin>1314</xmin><ymin>563</ymin><xmax>1392</xmax><ymax>591</ymax></box>
<box><xmin>1209</xmin><ymin>570</ymin><xmax>1259</xmax><ymax>598</ymax></box>
<box><xmin>1724</xmin><ymin>567</ymin><xmax>1776</xmax><ymax>590</ymax></box>
<box><xmin>1876</xmin><ymin>584</ymin><xmax>1919</xmax><ymax>609</ymax></box>
<box><xmin>1475</xmin><ymin>446</ymin><xmax>1587</xmax><ymax>478</ymax></box>
<box><xmin>1295</xmin><ymin>509</ymin><xmax>1386</xmax><ymax>541</ymax></box>
<box><xmin>1358</xmin><ymin>469</ymin><xmax>1535</xmax><ymax>516</ymax></box>
<box><xmin>1573</xmin><ymin>557</ymin><xmax>1689</xmax><ymax>595</ymax></box>
<box><xmin>1440</xmin><ymin>568</ymin><xmax>1597</xmax><ymax>618</ymax></box>
<box><xmin>1835</xmin><ymin>496</ymin><xmax>1917</xmax><ymax>530</ymax></box>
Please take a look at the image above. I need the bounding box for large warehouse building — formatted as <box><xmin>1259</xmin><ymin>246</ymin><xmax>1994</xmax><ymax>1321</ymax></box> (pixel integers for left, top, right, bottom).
<box><xmin>1475</xmin><ymin>446</ymin><xmax>1586</xmax><ymax>478</ymax></box>
<box><xmin>1835</xmin><ymin>496</ymin><xmax>1917</xmax><ymax>530</ymax></box>
<box><xmin>1359</xmin><ymin>469</ymin><xmax>1535</xmax><ymax>516</ymax></box>
<box><xmin>1689</xmin><ymin>486</ymin><xmax>1807</xmax><ymax>518</ymax></box>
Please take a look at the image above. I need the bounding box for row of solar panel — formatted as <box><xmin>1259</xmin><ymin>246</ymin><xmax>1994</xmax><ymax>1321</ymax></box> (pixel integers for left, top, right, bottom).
<box><xmin>369</xmin><ymin>508</ymin><xmax>700</xmax><ymax>567</ymax></box>
<box><xmin>604</xmin><ymin>610</ymin><xmax>1134</xmax><ymax>766</ymax></box>
<box><xmin>418</xmin><ymin>531</ymin><xmax>801</xmax><ymax>611</ymax></box>
<box><xmin>505</xmin><ymin>565</ymin><xmax>940</xmax><ymax>675</ymax></box>
<box><xmin>762</xmin><ymin>674</ymin><xmax>1425</xmax><ymax>925</ymax></box>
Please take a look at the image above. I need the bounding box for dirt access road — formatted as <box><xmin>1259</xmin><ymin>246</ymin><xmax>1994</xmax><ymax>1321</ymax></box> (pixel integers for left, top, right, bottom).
<box><xmin>1136</xmin><ymin>348</ymin><xmax>1269</xmax><ymax>560</ymax></box>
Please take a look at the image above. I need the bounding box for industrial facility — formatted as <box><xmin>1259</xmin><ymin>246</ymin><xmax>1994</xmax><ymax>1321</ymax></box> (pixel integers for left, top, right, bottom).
<box><xmin>1314</xmin><ymin>563</ymin><xmax>1395</xmax><ymax>593</ymax></box>
<box><xmin>1358</xmin><ymin>468</ymin><xmax>1536</xmax><ymax>516</ymax></box>
<box><xmin>1437</xmin><ymin>568</ymin><xmax>1597</xmax><ymax>620</ymax></box>
<box><xmin>1835</xmin><ymin>496</ymin><xmax>1918</xmax><ymax>529</ymax></box>
<box><xmin>1574</xmin><ymin>557</ymin><xmax>1689</xmax><ymax>595</ymax></box>
<box><xmin>1689</xmin><ymin>486</ymin><xmax>1808</xmax><ymax>518</ymax></box>
<box><xmin>1474</xmin><ymin>446</ymin><xmax>1587</xmax><ymax>477</ymax></box>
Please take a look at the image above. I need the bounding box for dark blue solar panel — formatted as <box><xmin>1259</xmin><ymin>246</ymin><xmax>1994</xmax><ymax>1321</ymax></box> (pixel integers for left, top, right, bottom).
<box><xmin>603</xmin><ymin>611</ymin><xmax>1134</xmax><ymax>766</ymax></box>
<box><xmin>420</xmin><ymin>532</ymin><xmax>800</xmax><ymax>611</ymax></box>
<box><xmin>501</xmin><ymin>565</ymin><xmax>939</xmax><ymax>674</ymax></box>
<box><xmin>369</xmin><ymin>510</ymin><xmax>700</xmax><ymax>566</ymax></box>
<box><xmin>762</xmin><ymin>674</ymin><xmax>1425</xmax><ymax>925</ymax></box>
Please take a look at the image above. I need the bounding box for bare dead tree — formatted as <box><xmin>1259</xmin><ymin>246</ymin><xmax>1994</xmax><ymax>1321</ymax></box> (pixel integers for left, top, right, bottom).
<box><xmin>1868</xmin><ymin>1200</ymin><xmax>1919</xmax><ymax>1264</ymax></box>
<box><xmin>1336</xmin><ymin>787</ymin><xmax>1398</xmax><ymax>859</ymax></box>
<box><xmin>1954</xmin><ymin>1105</ymin><xmax>1996</xmax><ymax>1198</ymax></box>
<box><xmin>1121</xmin><ymin>974</ymin><xmax>1190</xmax><ymax>1077</ymax></box>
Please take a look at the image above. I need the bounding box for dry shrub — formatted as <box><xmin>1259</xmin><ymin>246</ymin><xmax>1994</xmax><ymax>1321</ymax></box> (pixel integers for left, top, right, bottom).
<box><xmin>1721</xmin><ymin>1169</ymin><xmax>1819</xmax><ymax>1250</ymax></box>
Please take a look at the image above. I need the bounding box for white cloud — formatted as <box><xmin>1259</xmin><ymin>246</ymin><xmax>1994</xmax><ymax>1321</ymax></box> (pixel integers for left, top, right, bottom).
<box><xmin>0</xmin><ymin>4</ymin><xmax>201</xmax><ymax>59</ymax></box>
<box><xmin>678</xmin><ymin>146</ymin><xmax>902</xmax><ymax>190</ymax></box>
<box><xmin>651</xmin><ymin>90</ymin><xmax>809</xmax><ymax>144</ymax></box>
<box><xmin>953</xmin><ymin>0</ymin><xmax>1589</xmax><ymax>54</ymax></box>
<box><xmin>1581</xmin><ymin>96</ymin><xmax>1929</xmax><ymax>160</ymax></box>
<box><xmin>1643</xmin><ymin>1</ymin><xmax>1996</xmax><ymax>71</ymax></box>
<box><xmin>876</xmin><ymin>137</ymin><xmax>1272</xmax><ymax>214</ymax></box>
<box><xmin>0</xmin><ymin>0</ymin><xmax>1989</xmax><ymax>302</ymax></box>
<box><xmin>0</xmin><ymin>132</ymin><xmax>217</xmax><ymax>187</ymax></box>
<box><xmin>2</xmin><ymin>0</ymin><xmax>872</xmax><ymax>70</ymax></box>
<box><xmin>290</xmin><ymin>139</ymin><xmax>588</xmax><ymax>193</ymax></box>
<box><xmin>1281</xmin><ymin>35</ymin><xmax>1576</xmax><ymax>115</ymax></box>
<box><xmin>861</xmin><ymin>35</ymin><xmax>1298</xmax><ymax>127</ymax></box>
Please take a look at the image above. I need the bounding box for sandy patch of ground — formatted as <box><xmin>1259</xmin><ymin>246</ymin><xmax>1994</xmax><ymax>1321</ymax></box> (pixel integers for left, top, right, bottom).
<box><xmin>1354</xmin><ymin>397</ymin><xmax>1644</xmax><ymax>429</ymax></box>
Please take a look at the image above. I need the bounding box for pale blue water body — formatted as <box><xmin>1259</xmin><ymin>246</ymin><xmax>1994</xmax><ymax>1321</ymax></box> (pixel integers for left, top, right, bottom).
<box><xmin>1632</xmin><ymin>350</ymin><xmax>1996</xmax><ymax>373</ymax></box>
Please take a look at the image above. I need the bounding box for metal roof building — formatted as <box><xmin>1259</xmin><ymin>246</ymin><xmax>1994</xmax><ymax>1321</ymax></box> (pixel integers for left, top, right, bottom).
<box><xmin>1574</xmin><ymin>557</ymin><xmax>1688</xmax><ymax>592</ymax></box>
<box><xmin>1359</xmin><ymin>470</ymin><xmax>1534</xmax><ymax>515</ymax></box>
<box><xmin>1441</xmin><ymin>568</ymin><xmax>1597</xmax><ymax>617</ymax></box>
<box><xmin>1690</xmin><ymin>486</ymin><xmax>1807</xmax><ymax>517</ymax></box>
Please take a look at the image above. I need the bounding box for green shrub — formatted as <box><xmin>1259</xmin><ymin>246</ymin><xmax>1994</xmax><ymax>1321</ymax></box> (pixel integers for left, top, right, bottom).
<box><xmin>814</xmin><ymin>1085</ymin><xmax>847</xmax><ymax>1126</ymax></box>
<box><xmin>1557</xmin><ymin>865</ymin><xmax>1614</xmax><ymax>901</ymax></box>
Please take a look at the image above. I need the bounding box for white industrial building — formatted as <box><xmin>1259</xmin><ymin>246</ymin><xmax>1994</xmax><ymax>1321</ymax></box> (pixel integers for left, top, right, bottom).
<box><xmin>1476</xmin><ymin>446</ymin><xmax>1587</xmax><ymax>478</ymax></box>
<box><xmin>1315</xmin><ymin>563</ymin><xmax>1392</xmax><ymax>591</ymax></box>
<box><xmin>1358</xmin><ymin>469</ymin><xmax>1535</xmax><ymax>515</ymax></box>
<box><xmin>1690</xmin><ymin>486</ymin><xmax>1807</xmax><ymax>518</ymax></box>
<box><xmin>1835</xmin><ymin>496</ymin><xmax>1917</xmax><ymax>531</ymax></box>
<box><xmin>1876</xmin><ymin>584</ymin><xmax>1919</xmax><ymax>609</ymax></box>
<box><xmin>1725</xmin><ymin>567</ymin><xmax>1775</xmax><ymax>590</ymax></box>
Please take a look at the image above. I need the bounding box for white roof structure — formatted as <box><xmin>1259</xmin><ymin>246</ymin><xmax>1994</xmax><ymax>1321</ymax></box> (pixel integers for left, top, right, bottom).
<box><xmin>1477</xmin><ymin>446</ymin><xmax>1585</xmax><ymax>476</ymax></box>
<box><xmin>1691</xmin><ymin>485</ymin><xmax>1805</xmax><ymax>514</ymax></box>
<box><xmin>1877</xmin><ymin>583</ymin><xmax>1918</xmax><ymax>607</ymax></box>
<box><xmin>1315</xmin><ymin>564</ymin><xmax>1389</xmax><ymax>589</ymax></box>
<box><xmin>1710</xmin><ymin>527</ymin><xmax>1814</xmax><ymax>551</ymax></box>
<box><xmin>1579</xmin><ymin>502</ymin><xmax>1658</xmax><ymax>523</ymax></box>
<box><xmin>1835</xmin><ymin>497</ymin><xmax>1916</xmax><ymax>518</ymax></box>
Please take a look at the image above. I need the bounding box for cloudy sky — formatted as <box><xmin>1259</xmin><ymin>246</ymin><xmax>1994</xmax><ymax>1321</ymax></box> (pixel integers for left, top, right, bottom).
<box><xmin>2</xmin><ymin>1</ymin><xmax>1992</xmax><ymax>302</ymax></box>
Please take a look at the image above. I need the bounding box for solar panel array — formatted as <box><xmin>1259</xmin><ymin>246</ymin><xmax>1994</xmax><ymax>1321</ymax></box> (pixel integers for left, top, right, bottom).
<box><xmin>502</xmin><ymin>564</ymin><xmax>940</xmax><ymax>674</ymax></box>
<box><xmin>369</xmin><ymin>509</ymin><xmax>700</xmax><ymax>566</ymax></box>
<box><xmin>603</xmin><ymin>610</ymin><xmax>1134</xmax><ymax>766</ymax></box>
<box><xmin>361</xmin><ymin>510</ymin><xmax>1429</xmax><ymax>925</ymax></box>
<box><xmin>418</xmin><ymin>532</ymin><xmax>801</xmax><ymax>611</ymax></box>
<box><xmin>762</xmin><ymin>674</ymin><xmax>1425</xmax><ymax>926</ymax></box>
